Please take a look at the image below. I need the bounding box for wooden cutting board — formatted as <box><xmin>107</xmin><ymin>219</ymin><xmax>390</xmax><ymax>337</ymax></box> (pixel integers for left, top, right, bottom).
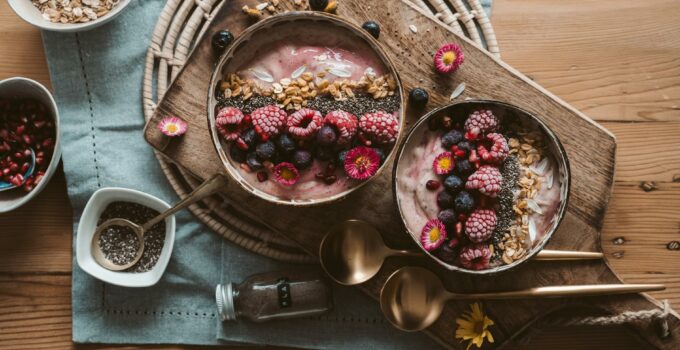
<box><xmin>143</xmin><ymin>0</ymin><xmax>680</xmax><ymax>348</ymax></box>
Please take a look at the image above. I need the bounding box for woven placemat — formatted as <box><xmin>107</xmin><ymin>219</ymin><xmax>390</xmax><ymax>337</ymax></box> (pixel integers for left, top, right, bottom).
<box><xmin>141</xmin><ymin>0</ymin><xmax>499</xmax><ymax>262</ymax></box>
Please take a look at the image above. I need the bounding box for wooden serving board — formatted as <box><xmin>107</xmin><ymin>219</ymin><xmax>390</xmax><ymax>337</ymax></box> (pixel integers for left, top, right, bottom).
<box><xmin>144</xmin><ymin>1</ymin><xmax>680</xmax><ymax>349</ymax></box>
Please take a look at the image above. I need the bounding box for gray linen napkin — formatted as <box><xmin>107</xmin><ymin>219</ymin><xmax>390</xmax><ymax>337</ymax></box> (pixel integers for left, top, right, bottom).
<box><xmin>41</xmin><ymin>0</ymin><xmax>489</xmax><ymax>347</ymax></box>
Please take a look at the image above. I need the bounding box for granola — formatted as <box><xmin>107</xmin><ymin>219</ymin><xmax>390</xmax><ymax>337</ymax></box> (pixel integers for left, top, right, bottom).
<box><xmin>31</xmin><ymin>0</ymin><xmax>120</xmax><ymax>24</ymax></box>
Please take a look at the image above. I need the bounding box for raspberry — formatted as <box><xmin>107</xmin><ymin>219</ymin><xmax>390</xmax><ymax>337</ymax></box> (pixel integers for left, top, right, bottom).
<box><xmin>465</xmin><ymin>209</ymin><xmax>497</xmax><ymax>243</ymax></box>
<box><xmin>287</xmin><ymin>108</ymin><xmax>323</xmax><ymax>140</ymax></box>
<box><xmin>464</xmin><ymin>109</ymin><xmax>498</xmax><ymax>139</ymax></box>
<box><xmin>477</xmin><ymin>133</ymin><xmax>509</xmax><ymax>164</ymax></box>
<box><xmin>459</xmin><ymin>244</ymin><xmax>491</xmax><ymax>270</ymax></box>
<box><xmin>359</xmin><ymin>111</ymin><xmax>399</xmax><ymax>145</ymax></box>
<box><xmin>465</xmin><ymin>165</ymin><xmax>503</xmax><ymax>198</ymax></box>
<box><xmin>215</xmin><ymin>107</ymin><xmax>244</xmax><ymax>141</ymax></box>
<box><xmin>323</xmin><ymin>110</ymin><xmax>358</xmax><ymax>145</ymax></box>
<box><xmin>251</xmin><ymin>105</ymin><xmax>287</xmax><ymax>141</ymax></box>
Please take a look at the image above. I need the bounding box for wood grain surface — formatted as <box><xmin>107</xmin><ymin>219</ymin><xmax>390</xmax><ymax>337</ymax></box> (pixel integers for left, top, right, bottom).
<box><xmin>1</xmin><ymin>0</ymin><xmax>678</xmax><ymax>349</ymax></box>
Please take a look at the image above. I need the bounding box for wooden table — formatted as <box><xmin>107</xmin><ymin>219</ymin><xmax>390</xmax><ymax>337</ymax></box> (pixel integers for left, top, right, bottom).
<box><xmin>0</xmin><ymin>1</ymin><xmax>677</xmax><ymax>349</ymax></box>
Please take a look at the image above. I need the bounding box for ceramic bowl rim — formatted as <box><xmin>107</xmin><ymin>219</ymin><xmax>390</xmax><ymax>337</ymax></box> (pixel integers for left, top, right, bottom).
<box><xmin>7</xmin><ymin>0</ymin><xmax>132</xmax><ymax>33</ymax></box>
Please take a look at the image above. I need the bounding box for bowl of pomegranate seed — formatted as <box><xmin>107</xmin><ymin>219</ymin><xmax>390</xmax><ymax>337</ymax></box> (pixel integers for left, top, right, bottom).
<box><xmin>0</xmin><ymin>77</ymin><xmax>61</xmax><ymax>213</ymax></box>
<box><xmin>393</xmin><ymin>100</ymin><xmax>570</xmax><ymax>274</ymax></box>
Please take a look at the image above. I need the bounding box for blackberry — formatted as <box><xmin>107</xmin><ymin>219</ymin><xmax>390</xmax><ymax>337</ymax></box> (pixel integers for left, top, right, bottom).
<box><xmin>246</xmin><ymin>152</ymin><xmax>263</xmax><ymax>171</ymax></box>
<box><xmin>229</xmin><ymin>146</ymin><xmax>247</xmax><ymax>163</ymax></box>
<box><xmin>409</xmin><ymin>88</ymin><xmax>429</xmax><ymax>108</ymax></box>
<box><xmin>437</xmin><ymin>209</ymin><xmax>457</xmax><ymax>226</ymax></box>
<box><xmin>362</xmin><ymin>21</ymin><xmax>381</xmax><ymax>39</ymax></box>
<box><xmin>455</xmin><ymin>159</ymin><xmax>474</xmax><ymax>176</ymax></box>
<box><xmin>309</xmin><ymin>0</ymin><xmax>329</xmax><ymax>11</ymax></box>
<box><xmin>316</xmin><ymin>125</ymin><xmax>338</xmax><ymax>146</ymax></box>
<box><xmin>441</xmin><ymin>130</ymin><xmax>463</xmax><ymax>148</ymax></box>
<box><xmin>454</xmin><ymin>191</ymin><xmax>475</xmax><ymax>213</ymax></box>
<box><xmin>444</xmin><ymin>175</ymin><xmax>464</xmax><ymax>193</ymax></box>
<box><xmin>276</xmin><ymin>134</ymin><xmax>296</xmax><ymax>154</ymax></box>
<box><xmin>255</xmin><ymin>141</ymin><xmax>276</xmax><ymax>160</ymax></box>
<box><xmin>437</xmin><ymin>191</ymin><xmax>455</xmax><ymax>209</ymax></box>
<box><xmin>293</xmin><ymin>150</ymin><xmax>313</xmax><ymax>170</ymax></box>
<box><xmin>211</xmin><ymin>30</ymin><xmax>234</xmax><ymax>51</ymax></box>
<box><xmin>240</xmin><ymin>128</ymin><xmax>258</xmax><ymax>149</ymax></box>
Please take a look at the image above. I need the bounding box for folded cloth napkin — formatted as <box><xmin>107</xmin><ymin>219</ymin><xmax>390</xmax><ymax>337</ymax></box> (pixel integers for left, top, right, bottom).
<box><xmin>41</xmin><ymin>0</ymin><xmax>486</xmax><ymax>347</ymax></box>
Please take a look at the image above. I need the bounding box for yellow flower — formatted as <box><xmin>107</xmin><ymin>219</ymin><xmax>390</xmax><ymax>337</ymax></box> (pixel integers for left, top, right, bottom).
<box><xmin>455</xmin><ymin>303</ymin><xmax>494</xmax><ymax>350</ymax></box>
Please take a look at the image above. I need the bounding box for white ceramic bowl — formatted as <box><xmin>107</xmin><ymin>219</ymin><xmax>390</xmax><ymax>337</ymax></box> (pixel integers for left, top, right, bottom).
<box><xmin>76</xmin><ymin>187</ymin><xmax>176</xmax><ymax>287</ymax></box>
<box><xmin>8</xmin><ymin>0</ymin><xmax>131</xmax><ymax>32</ymax></box>
<box><xmin>0</xmin><ymin>77</ymin><xmax>61</xmax><ymax>213</ymax></box>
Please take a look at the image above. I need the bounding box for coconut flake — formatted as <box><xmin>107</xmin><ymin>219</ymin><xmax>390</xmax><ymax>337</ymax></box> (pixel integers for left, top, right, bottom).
<box><xmin>329</xmin><ymin>68</ymin><xmax>352</xmax><ymax>78</ymax></box>
<box><xmin>526</xmin><ymin>199</ymin><xmax>544</xmax><ymax>215</ymax></box>
<box><xmin>409</xmin><ymin>24</ymin><xmax>418</xmax><ymax>33</ymax></box>
<box><xmin>291</xmin><ymin>65</ymin><xmax>306</xmax><ymax>79</ymax></box>
<box><xmin>449</xmin><ymin>82</ymin><xmax>466</xmax><ymax>100</ymax></box>
<box><xmin>250</xmin><ymin>68</ymin><xmax>274</xmax><ymax>83</ymax></box>
<box><xmin>528</xmin><ymin>220</ymin><xmax>538</xmax><ymax>242</ymax></box>
<box><xmin>531</xmin><ymin>158</ymin><xmax>550</xmax><ymax>175</ymax></box>
<box><xmin>364</xmin><ymin>67</ymin><xmax>376</xmax><ymax>77</ymax></box>
<box><xmin>546</xmin><ymin>172</ymin><xmax>554</xmax><ymax>190</ymax></box>
<box><xmin>255</xmin><ymin>2</ymin><xmax>269</xmax><ymax>10</ymax></box>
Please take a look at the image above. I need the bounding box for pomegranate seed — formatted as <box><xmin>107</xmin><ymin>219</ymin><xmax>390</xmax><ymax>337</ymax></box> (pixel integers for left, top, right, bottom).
<box><xmin>35</xmin><ymin>156</ymin><xmax>44</xmax><ymax>165</ymax></box>
<box><xmin>15</xmin><ymin>125</ymin><xmax>25</xmax><ymax>135</ymax></box>
<box><xmin>9</xmin><ymin>163</ymin><xmax>19</xmax><ymax>173</ymax></box>
<box><xmin>22</xmin><ymin>134</ymin><xmax>32</xmax><ymax>145</ymax></box>
<box><xmin>13</xmin><ymin>152</ymin><xmax>24</xmax><ymax>160</ymax></box>
<box><xmin>41</xmin><ymin>138</ymin><xmax>54</xmax><ymax>149</ymax></box>
<box><xmin>426</xmin><ymin>180</ymin><xmax>441</xmax><ymax>191</ymax></box>
<box><xmin>20</xmin><ymin>162</ymin><xmax>29</xmax><ymax>173</ymax></box>
<box><xmin>10</xmin><ymin>174</ymin><xmax>24</xmax><ymax>187</ymax></box>
<box><xmin>33</xmin><ymin>120</ymin><xmax>46</xmax><ymax>129</ymax></box>
<box><xmin>2</xmin><ymin>168</ymin><xmax>10</xmax><ymax>176</ymax></box>
<box><xmin>256</xmin><ymin>171</ymin><xmax>268</xmax><ymax>182</ymax></box>
<box><xmin>23</xmin><ymin>149</ymin><xmax>32</xmax><ymax>157</ymax></box>
<box><xmin>455</xmin><ymin>222</ymin><xmax>463</xmax><ymax>237</ymax></box>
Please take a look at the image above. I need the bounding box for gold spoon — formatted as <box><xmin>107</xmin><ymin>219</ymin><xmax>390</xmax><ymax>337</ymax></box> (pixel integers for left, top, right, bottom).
<box><xmin>91</xmin><ymin>174</ymin><xmax>229</xmax><ymax>271</ymax></box>
<box><xmin>319</xmin><ymin>220</ymin><xmax>603</xmax><ymax>285</ymax></box>
<box><xmin>380</xmin><ymin>266</ymin><xmax>665</xmax><ymax>332</ymax></box>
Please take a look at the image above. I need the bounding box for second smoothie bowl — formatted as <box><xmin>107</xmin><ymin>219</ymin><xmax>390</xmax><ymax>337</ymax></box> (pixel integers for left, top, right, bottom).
<box><xmin>394</xmin><ymin>101</ymin><xmax>570</xmax><ymax>274</ymax></box>
<box><xmin>208</xmin><ymin>13</ymin><xmax>405</xmax><ymax>206</ymax></box>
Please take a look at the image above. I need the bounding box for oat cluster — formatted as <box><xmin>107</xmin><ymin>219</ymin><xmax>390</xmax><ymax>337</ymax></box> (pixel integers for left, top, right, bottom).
<box><xmin>32</xmin><ymin>0</ymin><xmax>119</xmax><ymax>24</ymax></box>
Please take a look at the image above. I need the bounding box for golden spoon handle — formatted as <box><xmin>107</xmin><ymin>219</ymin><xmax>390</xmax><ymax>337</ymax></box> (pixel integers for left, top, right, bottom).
<box><xmin>451</xmin><ymin>284</ymin><xmax>665</xmax><ymax>300</ymax></box>
<box><xmin>535</xmin><ymin>249</ymin><xmax>603</xmax><ymax>260</ymax></box>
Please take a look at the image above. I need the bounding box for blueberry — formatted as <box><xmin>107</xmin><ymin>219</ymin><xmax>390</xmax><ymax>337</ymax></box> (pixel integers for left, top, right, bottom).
<box><xmin>435</xmin><ymin>241</ymin><xmax>458</xmax><ymax>264</ymax></box>
<box><xmin>240</xmin><ymin>128</ymin><xmax>258</xmax><ymax>149</ymax></box>
<box><xmin>457</xmin><ymin>140</ymin><xmax>474</xmax><ymax>153</ymax></box>
<box><xmin>276</xmin><ymin>134</ymin><xmax>296</xmax><ymax>154</ymax></box>
<box><xmin>441</xmin><ymin>130</ymin><xmax>463</xmax><ymax>148</ymax></box>
<box><xmin>437</xmin><ymin>191</ymin><xmax>455</xmax><ymax>209</ymax></box>
<box><xmin>211</xmin><ymin>30</ymin><xmax>234</xmax><ymax>51</ymax></box>
<box><xmin>246</xmin><ymin>152</ymin><xmax>263</xmax><ymax>171</ymax></box>
<box><xmin>229</xmin><ymin>146</ymin><xmax>247</xmax><ymax>163</ymax></box>
<box><xmin>455</xmin><ymin>159</ymin><xmax>474</xmax><ymax>176</ymax></box>
<box><xmin>293</xmin><ymin>150</ymin><xmax>313</xmax><ymax>170</ymax></box>
<box><xmin>255</xmin><ymin>141</ymin><xmax>276</xmax><ymax>160</ymax></box>
<box><xmin>443</xmin><ymin>175</ymin><xmax>464</xmax><ymax>193</ymax></box>
<box><xmin>409</xmin><ymin>88</ymin><xmax>429</xmax><ymax>107</ymax></box>
<box><xmin>316</xmin><ymin>125</ymin><xmax>338</xmax><ymax>146</ymax></box>
<box><xmin>315</xmin><ymin>146</ymin><xmax>333</xmax><ymax>161</ymax></box>
<box><xmin>437</xmin><ymin>209</ymin><xmax>457</xmax><ymax>226</ymax></box>
<box><xmin>454</xmin><ymin>191</ymin><xmax>475</xmax><ymax>213</ymax></box>
<box><xmin>362</xmin><ymin>21</ymin><xmax>381</xmax><ymax>39</ymax></box>
<box><xmin>309</xmin><ymin>0</ymin><xmax>329</xmax><ymax>11</ymax></box>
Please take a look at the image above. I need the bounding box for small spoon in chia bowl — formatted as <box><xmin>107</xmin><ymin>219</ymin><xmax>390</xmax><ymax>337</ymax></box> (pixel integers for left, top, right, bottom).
<box><xmin>0</xmin><ymin>148</ymin><xmax>36</xmax><ymax>192</ymax></box>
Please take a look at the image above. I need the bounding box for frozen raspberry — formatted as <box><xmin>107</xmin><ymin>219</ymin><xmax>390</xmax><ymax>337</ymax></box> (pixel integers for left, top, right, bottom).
<box><xmin>287</xmin><ymin>108</ymin><xmax>323</xmax><ymax>140</ymax></box>
<box><xmin>465</xmin><ymin>209</ymin><xmax>497</xmax><ymax>243</ymax></box>
<box><xmin>464</xmin><ymin>109</ymin><xmax>499</xmax><ymax>140</ymax></box>
<box><xmin>323</xmin><ymin>110</ymin><xmax>358</xmax><ymax>145</ymax></box>
<box><xmin>465</xmin><ymin>165</ymin><xmax>503</xmax><ymax>198</ymax></box>
<box><xmin>459</xmin><ymin>244</ymin><xmax>491</xmax><ymax>270</ymax></box>
<box><xmin>421</xmin><ymin>219</ymin><xmax>447</xmax><ymax>251</ymax></box>
<box><xmin>251</xmin><ymin>105</ymin><xmax>287</xmax><ymax>141</ymax></box>
<box><xmin>215</xmin><ymin>107</ymin><xmax>244</xmax><ymax>141</ymax></box>
<box><xmin>359</xmin><ymin>111</ymin><xmax>400</xmax><ymax>145</ymax></box>
<box><xmin>477</xmin><ymin>133</ymin><xmax>509</xmax><ymax>164</ymax></box>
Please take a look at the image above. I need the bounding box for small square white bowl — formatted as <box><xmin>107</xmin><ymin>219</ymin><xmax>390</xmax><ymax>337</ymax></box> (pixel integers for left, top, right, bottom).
<box><xmin>76</xmin><ymin>187</ymin><xmax>175</xmax><ymax>287</ymax></box>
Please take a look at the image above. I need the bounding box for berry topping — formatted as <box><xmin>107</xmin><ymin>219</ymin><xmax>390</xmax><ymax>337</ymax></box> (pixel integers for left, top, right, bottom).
<box><xmin>477</xmin><ymin>133</ymin><xmax>509</xmax><ymax>164</ymax></box>
<box><xmin>459</xmin><ymin>244</ymin><xmax>492</xmax><ymax>270</ymax></box>
<box><xmin>158</xmin><ymin>116</ymin><xmax>188</xmax><ymax>137</ymax></box>
<box><xmin>215</xmin><ymin>107</ymin><xmax>244</xmax><ymax>141</ymax></box>
<box><xmin>454</xmin><ymin>191</ymin><xmax>475</xmax><ymax>213</ymax></box>
<box><xmin>437</xmin><ymin>191</ymin><xmax>455</xmax><ymax>208</ymax></box>
<box><xmin>255</xmin><ymin>141</ymin><xmax>276</xmax><ymax>160</ymax></box>
<box><xmin>432</xmin><ymin>151</ymin><xmax>454</xmax><ymax>175</ymax></box>
<box><xmin>466</xmin><ymin>165</ymin><xmax>503</xmax><ymax>198</ymax></box>
<box><xmin>362</xmin><ymin>21</ymin><xmax>381</xmax><ymax>39</ymax></box>
<box><xmin>435</xmin><ymin>240</ymin><xmax>458</xmax><ymax>264</ymax></box>
<box><xmin>212</xmin><ymin>30</ymin><xmax>234</xmax><ymax>51</ymax></box>
<box><xmin>256</xmin><ymin>171</ymin><xmax>268</xmax><ymax>182</ymax></box>
<box><xmin>292</xmin><ymin>150</ymin><xmax>313</xmax><ymax>170</ymax></box>
<box><xmin>251</xmin><ymin>105</ymin><xmax>287</xmax><ymax>141</ymax></box>
<box><xmin>437</xmin><ymin>209</ymin><xmax>457</xmax><ymax>226</ymax></box>
<box><xmin>409</xmin><ymin>88</ymin><xmax>429</xmax><ymax>107</ymax></box>
<box><xmin>229</xmin><ymin>146</ymin><xmax>247</xmax><ymax>163</ymax></box>
<box><xmin>275</xmin><ymin>133</ymin><xmax>296</xmax><ymax>154</ymax></box>
<box><xmin>441</xmin><ymin>129</ymin><xmax>463</xmax><ymax>148</ymax></box>
<box><xmin>443</xmin><ymin>175</ymin><xmax>464</xmax><ymax>193</ymax></box>
<box><xmin>316</xmin><ymin>125</ymin><xmax>338</xmax><ymax>146</ymax></box>
<box><xmin>246</xmin><ymin>152</ymin><xmax>263</xmax><ymax>171</ymax></box>
<box><xmin>455</xmin><ymin>158</ymin><xmax>474</xmax><ymax>177</ymax></box>
<box><xmin>456</xmin><ymin>140</ymin><xmax>474</xmax><ymax>154</ymax></box>
<box><xmin>236</xmin><ymin>128</ymin><xmax>258</xmax><ymax>150</ymax></box>
<box><xmin>343</xmin><ymin>146</ymin><xmax>380</xmax><ymax>180</ymax></box>
<box><xmin>464</xmin><ymin>109</ymin><xmax>499</xmax><ymax>140</ymax></box>
<box><xmin>273</xmin><ymin>162</ymin><xmax>300</xmax><ymax>186</ymax></box>
<box><xmin>287</xmin><ymin>108</ymin><xmax>323</xmax><ymax>140</ymax></box>
<box><xmin>323</xmin><ymin>110</ymin><xmax>358</xmax><ymax>145</ymax></box>
<box><xmin>309</xmin><ymin>0</ymin><xmax>329</xmax><ymax>11</ymax></box>
<box><xmin>420</xmin><ymin>219</ymin><xmax>447</xmax><ymax>251</ymax></box>
<box><xmin>465</xmin><ymin>209</ymin><xmax>497</xmax><ymax>243</ymax></box>
<box><xmin>426</xmin><ymin>179</ymin><xmax>441</xmax><ymax>191</ymax></box>
<box><xmin>359</xmin><ymin>111</ymin><xmax>400</xmax><ymax>145</ymax></box>
<box><xmin>433</xmin><ymin>43</ymin><xmax>464</xmax><ymax>74</ymax></box>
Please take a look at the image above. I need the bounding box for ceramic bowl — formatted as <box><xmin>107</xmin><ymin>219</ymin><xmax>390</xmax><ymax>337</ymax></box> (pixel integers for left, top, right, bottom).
<box><xmin>393</xmin><ymin>100</ymin><xmax>571</xmax><ymax>275</ymax></box>
<box><xmin>8</xmin><ymin>0</ymin><xmax>131</xmax><ymax>32</ymax></box>
<box><xmin>207</xmin><ymin>12</ymin><xmax>405</xmax><ymax>206</ymax></box>
<box><xmin>76</xmin><ymin>187</ymin><xmax>176</xmax><ymax>287</ymax></box>
<box><xmin>0</xmin><ymin>77</ymin><xmax>61</xmax><ymax>213</ymax></box>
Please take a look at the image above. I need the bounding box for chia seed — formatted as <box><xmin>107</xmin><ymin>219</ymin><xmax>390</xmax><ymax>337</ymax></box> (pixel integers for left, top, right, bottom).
<box><xmin>217</xmin><ymin>95</ymin><xmax>277</xmax><ymax>114</ymax></box>
<box><xmin>97</xmin><ymin>201</ymin><xmax>166</xmax><ymax>273</ymax></box>
<box><xmin>489</xmin><ymin>154</ymin><xmax>520</xmax><ymax>265</ymax></box>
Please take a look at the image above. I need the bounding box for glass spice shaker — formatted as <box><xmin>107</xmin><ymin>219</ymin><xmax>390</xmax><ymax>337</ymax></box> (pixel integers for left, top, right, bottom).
<box><xmin>216</xmin><ymin>269</ymin><xmax>333</xmax><ymax>322</ymax></box>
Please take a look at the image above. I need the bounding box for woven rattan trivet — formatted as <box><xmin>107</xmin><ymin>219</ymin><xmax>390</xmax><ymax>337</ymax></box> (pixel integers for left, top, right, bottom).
<box><xmin>141</xmin><ymin>0</ymin><xmax>499</xmax><ymax>262</ymax></box>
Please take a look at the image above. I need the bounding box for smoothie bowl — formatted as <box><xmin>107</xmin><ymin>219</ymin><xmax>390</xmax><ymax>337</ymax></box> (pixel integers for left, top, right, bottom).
<box><xmin>394</xmin><ymin>101</ymin><xmax>570</xmax><ymax>274</ymax></box>
<box><xmin>208</xmin><ymin>13</ymin><xmax>404</xmax><ymax>206</ymax></box>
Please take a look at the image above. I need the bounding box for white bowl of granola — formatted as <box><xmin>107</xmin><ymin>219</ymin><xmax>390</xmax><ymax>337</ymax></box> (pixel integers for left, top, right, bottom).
<box><xmin>8</xmin><ymin>0</ymin><xmax>131</xmax><ymax>32</ymax></box>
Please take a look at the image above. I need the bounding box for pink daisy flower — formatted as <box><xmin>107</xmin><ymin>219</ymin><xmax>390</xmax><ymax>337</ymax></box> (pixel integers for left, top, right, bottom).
<box><xmin>434</xmin><ymin>43</ymin><xmax>464</xmax><ymax>74</ymax></box>
<box><xmin>343</xmin><ymin>146</ymin><xmax>380</xmax><ymax>180</ymax></box>
<box><xmin>273</xmin><ymin>162</ymin><xmax>300</xmax><ymax>186</ymax></box>
<box><xmin>158</xmin><ymin>116</ymin><xmax>188</xmax><ymax>137</ymax></box>
<box><xmin>432</xmin><ymin>151</ymin><xmax>454</xmax><ymax>175</ymax></box>
<box><xmin>421</xmin><ymin>219</ymin><xmax>447</xmax><ymax>251</ymax></box>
